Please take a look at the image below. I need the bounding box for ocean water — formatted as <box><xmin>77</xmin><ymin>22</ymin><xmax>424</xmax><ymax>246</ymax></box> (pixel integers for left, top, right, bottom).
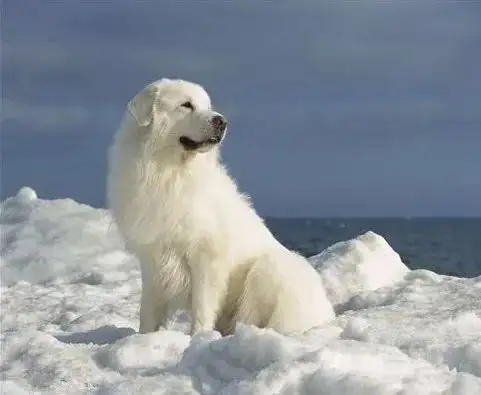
<box><xmin>265</xmin><ymin>218</ymin><xmax>481</xmax><ymax>278</ymax></box>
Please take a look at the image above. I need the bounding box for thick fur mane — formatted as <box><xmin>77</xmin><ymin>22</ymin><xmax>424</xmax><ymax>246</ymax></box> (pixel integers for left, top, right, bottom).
<box><xmin>107</xmin><ymin>114</ymin><xmax>251</xmax><ymax>249</ymax></box>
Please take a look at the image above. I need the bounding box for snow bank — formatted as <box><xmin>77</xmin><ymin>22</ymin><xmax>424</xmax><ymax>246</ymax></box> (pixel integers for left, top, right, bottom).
<box><xmin>1</xmin><ymin>188</ymin><xmax>481</xmax><ymax>394</ymax></box>
<box><xmin>1</xmin><ymin>187</ymin><xmax>130</xmax><ymax>287</ymax></box>
<box><xmin>310</xmin><ymin>231</ymin><xmax>409</xmax><ymax>307</ymax></box>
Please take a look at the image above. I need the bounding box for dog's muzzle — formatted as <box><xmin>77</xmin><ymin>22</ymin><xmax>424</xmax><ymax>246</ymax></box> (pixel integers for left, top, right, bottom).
<box><xmin>211</xmin><ymin>114</ymin><xmax>227</xmax><ymax>132</ymax></box>
<box><xmin>180</xmin><ymin>115</ymin><xmax>227</xmax><ymax>151</ymax></box>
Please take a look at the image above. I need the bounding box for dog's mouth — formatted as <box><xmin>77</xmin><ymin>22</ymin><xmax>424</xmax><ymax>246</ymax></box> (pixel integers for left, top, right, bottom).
<box><xmin>179</xmin><ymin>134</ymin><xmax>224</xmax><ymax>151</ymax></box>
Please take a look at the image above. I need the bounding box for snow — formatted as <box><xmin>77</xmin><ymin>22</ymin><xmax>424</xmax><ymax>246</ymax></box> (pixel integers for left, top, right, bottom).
<box><xmin>1</xmin><ymin>187</ymin><xmax>481</xmax><ymax>394</ymax></box>
<box><xmin>310</xmin><ymin>230</ymin><xmax>410</xmax><ymax>307</ymax></box>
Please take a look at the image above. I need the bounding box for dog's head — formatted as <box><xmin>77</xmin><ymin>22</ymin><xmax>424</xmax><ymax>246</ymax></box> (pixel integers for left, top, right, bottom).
<box><xmin>127</xmin><ymin>78</ymin><xmax>227</xmax><ymax>156</ymax></box>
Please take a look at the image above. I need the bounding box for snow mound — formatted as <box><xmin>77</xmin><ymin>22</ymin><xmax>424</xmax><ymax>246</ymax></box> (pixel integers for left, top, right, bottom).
<box><xmin>15</xmin><ymin>186</ymin><xmax>37</xmax><ymax>203</ymax></box>
<box><xmin>2</xmin><ymin>188</ymin><xmax>481</xmax><ymax>394</ymax></box>
<box><xmin>0</xmin><ymin>187</ymin><xmax>130</xmax><ymax>287</ymax></box>
<box><xmin>311</xmin><ymin>231</ymin><xmax>410</xmax><ymax>306</ymax></box>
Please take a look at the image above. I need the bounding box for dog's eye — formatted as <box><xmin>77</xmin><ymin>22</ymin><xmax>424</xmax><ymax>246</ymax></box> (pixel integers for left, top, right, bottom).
<box><xmin>180</xmin><ymin>101</ymin><xmax>194</xmax><ymax>110</ymax></box>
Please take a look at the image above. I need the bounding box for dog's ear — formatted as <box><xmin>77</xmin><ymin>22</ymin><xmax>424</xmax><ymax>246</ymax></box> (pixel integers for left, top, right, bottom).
<box><xmin>128</xmin><ymin>82</ymin><xmax>160</xmax><ymax>127</ymax></box>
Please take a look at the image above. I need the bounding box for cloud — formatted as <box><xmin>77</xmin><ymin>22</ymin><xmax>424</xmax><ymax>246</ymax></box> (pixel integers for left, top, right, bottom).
<box><xmin>3</xmin><ymin>1</ymin><xmax>480</xmax><ymax>114</ymax></box>
<box><xmin>1</xmin><ymin>0</ymin><xmax>480</xmax><ymax>215</ymax></box>
<box><xmin>2</xmin><ymin>99</ymin><xmax>90</xmax><ymax>130</ymax></box>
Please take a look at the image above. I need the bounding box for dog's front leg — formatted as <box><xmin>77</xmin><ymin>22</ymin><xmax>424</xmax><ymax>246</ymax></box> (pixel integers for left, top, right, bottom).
<box><xmin>190</xmin><ymin>263</ymin><xmax>226</xmax><ymax>336</ymax></box>
<box><xmin>139</xmin><ymin>285</ymin><xmax>169</xmax><ymax>334</ymax></box>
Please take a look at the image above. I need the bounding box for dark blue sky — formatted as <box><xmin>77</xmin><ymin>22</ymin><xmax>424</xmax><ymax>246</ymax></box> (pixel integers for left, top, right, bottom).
<box><xmin>2</xmin><ymin>1</ymin><xmax>480</xmax><ymax>217</ymax></box>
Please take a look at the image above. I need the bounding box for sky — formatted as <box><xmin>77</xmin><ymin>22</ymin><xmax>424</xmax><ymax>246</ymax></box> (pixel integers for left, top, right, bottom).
<box><xmin>1</xmin><ymin>0</ymin><xmax>480</xmax><ymax>217</ymax></box>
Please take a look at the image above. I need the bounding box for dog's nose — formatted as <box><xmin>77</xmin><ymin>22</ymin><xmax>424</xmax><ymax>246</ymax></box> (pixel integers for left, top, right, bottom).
<box><xmin>211</xmin><ymin>115</ymin><xmax>227</xmax><ymax>131</ymax></box>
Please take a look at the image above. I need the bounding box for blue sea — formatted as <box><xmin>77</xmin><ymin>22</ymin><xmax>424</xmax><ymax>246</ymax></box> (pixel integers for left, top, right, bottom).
<box><xmin>265</xmin><ymin>218</ymin><xmax>481</xmax><ymax>278</ymax></box>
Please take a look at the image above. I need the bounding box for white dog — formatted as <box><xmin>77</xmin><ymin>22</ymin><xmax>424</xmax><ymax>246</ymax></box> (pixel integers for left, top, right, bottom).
<box><xmin>107</xmin><ymin>78</ymin><xmax>334</xmax><ymax>336</ymax></box>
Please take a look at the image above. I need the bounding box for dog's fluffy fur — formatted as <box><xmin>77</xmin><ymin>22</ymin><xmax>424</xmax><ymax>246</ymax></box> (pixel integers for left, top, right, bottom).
<box><xmin>107</xmin><ymin>78</ymin><xmax>334</xmax><ymax>336</ymax></box>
